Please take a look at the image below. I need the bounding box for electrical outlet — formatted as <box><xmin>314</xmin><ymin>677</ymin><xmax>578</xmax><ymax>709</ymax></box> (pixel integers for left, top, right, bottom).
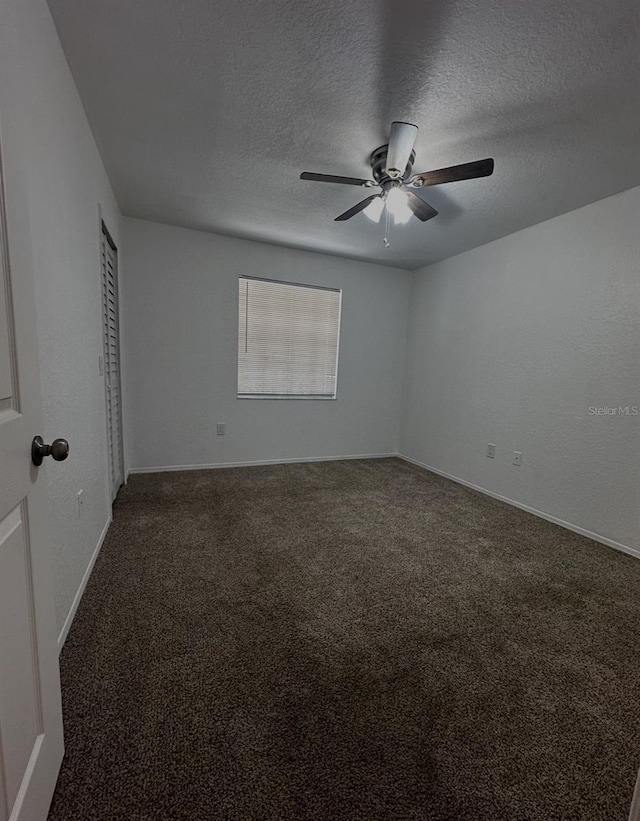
<box><xmin>486</xmin><ymin>443</ymin><xmax>496</xmax><ymax>458</ymax></box>
<box><xmin>512</xmin><ymin>451</ymin><xmax>522</xmax><ymax>466</ymax></box>
<box><xmin>77</xmin><ymin>489</ymin><xmax>84</xmax><ymax>519</ymax></box>
<box><xmin>216</xmin><ymin>423</ymin><xmax>226</xmax><ymax>436</ymax></box>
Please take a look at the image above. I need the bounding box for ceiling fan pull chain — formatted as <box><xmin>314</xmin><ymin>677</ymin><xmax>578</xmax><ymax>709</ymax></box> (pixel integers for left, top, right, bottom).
<box><xmin>383</xmin><ymin>208</ymin><xmax>391</xmax><ymax>248</ymax></box>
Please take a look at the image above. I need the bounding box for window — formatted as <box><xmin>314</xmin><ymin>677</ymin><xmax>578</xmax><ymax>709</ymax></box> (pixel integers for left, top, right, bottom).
<box><xmin>238</xmin><ymin>276</ymin><xmax>341</xmax><ymax>399</ymax></box>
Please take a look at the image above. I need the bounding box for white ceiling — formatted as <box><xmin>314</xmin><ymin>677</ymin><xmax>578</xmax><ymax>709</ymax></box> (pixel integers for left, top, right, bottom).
<box><xmin>48</xmin><ymin>0</ymin><xmax>640</xmax><ymax>270</ymax></box>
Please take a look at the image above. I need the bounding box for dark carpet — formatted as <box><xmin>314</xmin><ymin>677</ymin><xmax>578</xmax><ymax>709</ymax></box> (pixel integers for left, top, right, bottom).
<box><xmin>48</xmin><ymin>458</ymin><xmax>640</xmax><ymax>821</ymax></box>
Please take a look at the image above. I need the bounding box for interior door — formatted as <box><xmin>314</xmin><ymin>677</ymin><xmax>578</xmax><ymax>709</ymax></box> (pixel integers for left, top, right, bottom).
<box><xmin>0</xmin><ymin>118</ymin><xmax>64</xmax><ymax>817</ymax></box>
<box><xmin>101</xmin><ymin>224</ymin><xmax>124</xmax><ymax>502</ymax></box>
<box><xmin>631</xmin><ymin>770</ymin><xmax>640</xmax><ymax>821</ymax></box>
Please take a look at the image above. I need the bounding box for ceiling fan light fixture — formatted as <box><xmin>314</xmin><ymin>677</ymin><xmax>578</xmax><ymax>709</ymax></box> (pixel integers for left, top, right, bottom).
<box><xmin>395</xmin><ymin>208</ymin><xmax>412</xmax><ymax>225</ymax></box>
<box><xmin>386</xmin><ymin>186</ymin><xmax>412</xmax><ymax>224</ymax></box>
<box><xmin>363</xmin><ymin>196</ymin><xmax>384</xmax><ymax>222</ymax></box>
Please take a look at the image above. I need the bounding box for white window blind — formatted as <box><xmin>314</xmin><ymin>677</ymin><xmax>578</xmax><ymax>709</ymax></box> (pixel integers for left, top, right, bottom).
<box><xmin>238</xmin><ymin>276</ymin><xmax>341</xmax><ymax>399</ymax></box>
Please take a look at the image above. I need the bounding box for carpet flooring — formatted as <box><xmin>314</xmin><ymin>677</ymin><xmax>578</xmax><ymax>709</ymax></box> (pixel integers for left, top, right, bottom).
<box><xmin>48</xmin><ymin>458</ymin><xmax>640</xmax><ymax>821</ymax></box>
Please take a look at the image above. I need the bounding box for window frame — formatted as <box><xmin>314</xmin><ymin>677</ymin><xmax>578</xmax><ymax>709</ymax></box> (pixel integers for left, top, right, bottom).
<box><xmin>236</xmin><ymin>275</ymin><xmax>342</xmax><ymax>401</ymax></box>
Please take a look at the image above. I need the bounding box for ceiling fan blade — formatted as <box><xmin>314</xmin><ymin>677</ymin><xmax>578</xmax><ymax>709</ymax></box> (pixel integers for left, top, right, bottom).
<box><xmin>385</xmin><ymin>121</ymin><xmax>418</xmax><ymax>179</ymax></box>
<box><xmin>335</xmin><ymin>195</ymin><xmax>380</xmax><ymax>221</ymax></box>
<box><xmin>404</xmin><ymin>189</ymin><xmax>438</xmax><ymax>222</ymax></box>
<box><xmin>408</xmin><ymin>158</ymin><xmax>494</xmax><ymax>188</ymax></box>
<box><xmin>300</xmin><ymin>172</ymin><xmax>374</xmax><ymax>187</ymax></box>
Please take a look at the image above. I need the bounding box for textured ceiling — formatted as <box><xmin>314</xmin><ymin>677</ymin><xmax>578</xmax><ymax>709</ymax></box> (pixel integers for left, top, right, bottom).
<box><xmin>48</xmin><ymin>0</ymin><xmax>640</xmax><ymax>269</ymax></box>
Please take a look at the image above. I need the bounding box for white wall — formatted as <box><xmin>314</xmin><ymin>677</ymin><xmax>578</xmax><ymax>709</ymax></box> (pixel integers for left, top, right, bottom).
<box><xmin>400</xmin><ymin>187</ymin><xmax>640</xmax><ymax>553</ymax></box>
<box><xmin>0</xmin><ymin>0</ymin><xmax>122</xmax><ymax>641</ymax></box>
<box><xmin>123</xmin><ymin>218</ymin><xmax>411</xmax><ymax>470</ymax></box>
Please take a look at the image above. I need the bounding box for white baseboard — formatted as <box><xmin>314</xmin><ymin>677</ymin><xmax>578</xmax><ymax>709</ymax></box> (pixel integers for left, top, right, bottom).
<box><xmin>57</xmin><ymin>516</ymin><xmax>112</xmax><ymax>653</ymax></box>
<box><xmin>128</xmin><ymin>452</ymin><xmax>396</xmax><ymax>475</ymax></box>
<box><xmin>398</xmin><ymin>453</ymin><xmax>640</xmax><ymax>561</ymax></box>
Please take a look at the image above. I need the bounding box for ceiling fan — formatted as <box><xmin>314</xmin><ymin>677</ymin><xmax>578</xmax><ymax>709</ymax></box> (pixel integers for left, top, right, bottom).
<box><xmin>300</xmin><ymin>121</ymin><xmax>494</xmax><ymax>226</ymax></box>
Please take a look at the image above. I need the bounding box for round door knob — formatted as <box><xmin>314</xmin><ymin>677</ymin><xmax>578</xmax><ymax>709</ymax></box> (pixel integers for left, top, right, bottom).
<box><xmin>31</xmin><ymin>435</ymin><xmax>70</xmax><ymax>466</ymax></box>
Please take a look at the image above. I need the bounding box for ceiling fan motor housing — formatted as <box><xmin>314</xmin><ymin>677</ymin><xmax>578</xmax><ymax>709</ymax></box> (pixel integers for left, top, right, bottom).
<box><xmin>370</xmin><ymin>145</ymin><xmax>415</xmax><ymax>186</ymax></box>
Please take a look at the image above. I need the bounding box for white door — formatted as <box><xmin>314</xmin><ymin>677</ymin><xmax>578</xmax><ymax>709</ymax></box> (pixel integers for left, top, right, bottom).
<box><xmin>101</xmin><ymin>224</ymin><xmax>124</xmax><ymax>502</ymax></box>
<box><xmin>0</xmin><ymin>124</ymin><xmax>64</xmax><ymax>816</ymax></box>
<box><xmin>630</xmin><ymin>769</ymin><xmax>640</xmax><ymax>821</ymax></box>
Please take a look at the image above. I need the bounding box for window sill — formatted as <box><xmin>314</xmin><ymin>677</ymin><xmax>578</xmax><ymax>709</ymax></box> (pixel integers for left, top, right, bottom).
<box><xmin>237</xmin><ymin>395</ymin><xmax>337</xmax><ymax>401</ymax></box>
